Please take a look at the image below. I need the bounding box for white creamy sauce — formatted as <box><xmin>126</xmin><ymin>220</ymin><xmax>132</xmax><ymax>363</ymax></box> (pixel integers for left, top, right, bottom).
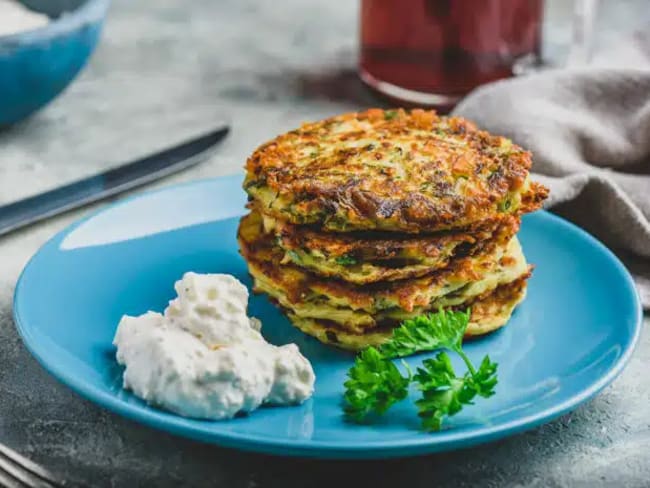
<box><xmin>113</xmin><ymin>272</ymin><xmax>315</xmax><ymax>420</ymax></box>
<box><xmin>0</xmin><ymin>1</ymin><xmax>50</xmax><ymax>36</ymax></box>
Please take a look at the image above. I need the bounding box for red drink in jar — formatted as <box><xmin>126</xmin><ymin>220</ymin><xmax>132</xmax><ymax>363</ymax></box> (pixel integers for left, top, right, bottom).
<box><xmin>359</xmin><ymin>0</ymin><xmax>543</xmax><ymax>109</ymax></box>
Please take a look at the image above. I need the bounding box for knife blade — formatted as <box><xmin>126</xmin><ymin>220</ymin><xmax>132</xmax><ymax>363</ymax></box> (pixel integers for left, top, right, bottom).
<box><xmin>0</xmin><ymin>125</ymin><xmax>230</xmax><ymax>237</ymax></box>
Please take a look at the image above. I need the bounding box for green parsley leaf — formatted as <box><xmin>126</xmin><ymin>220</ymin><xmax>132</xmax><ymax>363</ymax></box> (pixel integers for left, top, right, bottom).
<box><xmin>471</xmin><ymin>355</ymin><xmax>499</xmax><ymax>398</ymax></box>
<box><xmin>379</xmin><ymin>309</ymin><xmax>470</xmax><ymax>359</ymax></box>
<box><xmin>414</xmin><ymin>352</ymin><xmax>498</xmax><ymax>431</ymax></box>
<box><xmin>343</xmin><ymin>347</ymin><xmax>410</xmax><ymax>422</ymax></box>
<box><xmin>335</xmin><ymin>254</ymin><xmax>358</xmax><ymax>266</ymax></box>
<box><xmin>414</xmin><ymin>352</ymin><xmax>480</xmax><ymax>431</ymax></box>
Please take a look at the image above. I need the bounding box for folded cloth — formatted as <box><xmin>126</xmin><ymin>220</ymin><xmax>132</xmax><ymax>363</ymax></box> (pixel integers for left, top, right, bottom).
<box><xmin>454</xmin><ymin>56</ymin><xmax>650</xmax><ymax>309</ymax></box>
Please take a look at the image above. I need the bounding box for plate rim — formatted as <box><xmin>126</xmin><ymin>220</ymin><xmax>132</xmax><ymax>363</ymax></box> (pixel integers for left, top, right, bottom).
<box><xmin>13</xmin><ymin>173</ymin><xmax>644</xmax><ymax>459</ymax></box>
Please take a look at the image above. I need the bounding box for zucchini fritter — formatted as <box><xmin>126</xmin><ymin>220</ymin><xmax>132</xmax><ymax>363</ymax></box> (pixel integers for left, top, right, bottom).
<box><xmin>238</xmin><ymin>211</ymin><xmax>529</xmax><ymax>333</ymax></box>
<box><xmin>284</xmin><ymin>278</ymin><xmax>529</xmax><ymax>351</ymax></box>
<box><xmin>260</xmin><ymin>210</ymin><xmax>520</xmax><ymax>284</ymax></box>
<box><xmin>245</xmin><ymin>108</ymin><xmax>548</xmax><ymax>233</ymax></box>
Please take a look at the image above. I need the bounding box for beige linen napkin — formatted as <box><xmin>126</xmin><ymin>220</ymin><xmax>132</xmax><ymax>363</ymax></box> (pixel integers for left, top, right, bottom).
<box><xmin>453</xmin><ymin>37</ymin><xmax>650</xmax><ymax>308</ymax></box>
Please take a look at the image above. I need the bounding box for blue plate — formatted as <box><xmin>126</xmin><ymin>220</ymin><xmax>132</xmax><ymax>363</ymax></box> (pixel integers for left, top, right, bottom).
<box><xmin>13</xmin><ymin>174</ymin><xmax>642</xmax><ymax>458</ymax></box>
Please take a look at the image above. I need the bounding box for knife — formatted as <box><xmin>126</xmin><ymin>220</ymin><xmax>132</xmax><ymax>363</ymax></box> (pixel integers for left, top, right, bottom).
<box><xmin>0</xmin><ymin>125</ymin><xmax>230</xmax><ymax>237</ymax></box>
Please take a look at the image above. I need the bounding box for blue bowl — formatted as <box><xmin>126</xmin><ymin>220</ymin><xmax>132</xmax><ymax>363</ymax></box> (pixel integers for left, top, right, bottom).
<box><xmin>0</xmin><ymin>0</ymin><xmax>110</xmax><ymax>125</ymax></box>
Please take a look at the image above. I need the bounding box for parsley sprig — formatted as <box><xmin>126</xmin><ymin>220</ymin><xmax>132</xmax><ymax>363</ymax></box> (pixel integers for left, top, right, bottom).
<box><xmin>414</xmin><ymin>352</ymin><xmax>498</xmax><ymax>431</ymax></box>
<box><xmin>379</xmin><ymin>309</ymin><xmax>470</xmax><ymax>359</ymax></box>
<box><xmin>343</xmin><ymin>347</ymin><xmax>411</xmax><ymax>422</ymax></box>
<box><xmin>342</xmin><ymin>309</ymin><xmax>498</xmax><ymax>431</ymax></box>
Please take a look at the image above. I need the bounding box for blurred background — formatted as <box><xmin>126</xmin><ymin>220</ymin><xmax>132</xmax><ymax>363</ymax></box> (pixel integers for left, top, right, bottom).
<box><xmin>1</xmin><ymin>0</ymin><xmax>649</xmax><ymax>213</ymax></box>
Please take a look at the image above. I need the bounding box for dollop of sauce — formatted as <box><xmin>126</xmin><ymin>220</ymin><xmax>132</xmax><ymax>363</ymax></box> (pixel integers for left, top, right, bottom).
<box><xmin>0</xmin><ymin>1</ymin><xmax>49</xmax><ymax>36</ymax></box>
<box><xmin>113</xmin><ymin>272</ymin><xmax>315</xmax><ymax>420</ymax></box>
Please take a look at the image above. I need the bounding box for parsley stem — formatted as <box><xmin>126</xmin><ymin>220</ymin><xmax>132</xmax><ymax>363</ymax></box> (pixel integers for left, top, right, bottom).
<box><xmin>455</xmin><ymin>348</ymin><xmax>476</xmax><ymax>376</ymax></box>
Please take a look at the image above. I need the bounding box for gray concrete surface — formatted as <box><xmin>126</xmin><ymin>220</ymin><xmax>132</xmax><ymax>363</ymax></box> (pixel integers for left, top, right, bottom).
<box><xmin>1</xmin><ymin>1</ymin><xmax>649</xmax><ymax>486</ymax></box>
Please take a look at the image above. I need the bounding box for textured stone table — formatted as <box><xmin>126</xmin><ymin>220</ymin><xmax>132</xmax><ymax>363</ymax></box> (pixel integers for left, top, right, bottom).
<box><xmin>1</xmin><ymin>1</ymin><xmax>649</xmax><ymax>486</ymax></box>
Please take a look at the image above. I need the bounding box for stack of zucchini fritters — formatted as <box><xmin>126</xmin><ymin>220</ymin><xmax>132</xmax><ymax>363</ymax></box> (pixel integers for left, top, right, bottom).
<box><xmin>239</xmin><ymin>109</ymin><xmax>548</xmax><ymax>350</ymax></box>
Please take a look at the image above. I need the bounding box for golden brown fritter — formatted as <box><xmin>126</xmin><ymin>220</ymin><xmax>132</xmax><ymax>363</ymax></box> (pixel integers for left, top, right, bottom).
<box><xmin>259</xmin><ymin>210</ymin><xmax>520</xmax><ymax>284</ymax></box>
<box><xmin>283</xmin><ymin>277</ymin><xmax>529</xmax><ymax>351</ymax></box>
<box><xmin>244</xmin><ymin>108</ymin><xmax>548</xmax><ymax>233</ymax></box>
<box><xmin>238</xmin><ymin>211</ymin><xmax>529</xmax><ymax>326</ymax></box>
